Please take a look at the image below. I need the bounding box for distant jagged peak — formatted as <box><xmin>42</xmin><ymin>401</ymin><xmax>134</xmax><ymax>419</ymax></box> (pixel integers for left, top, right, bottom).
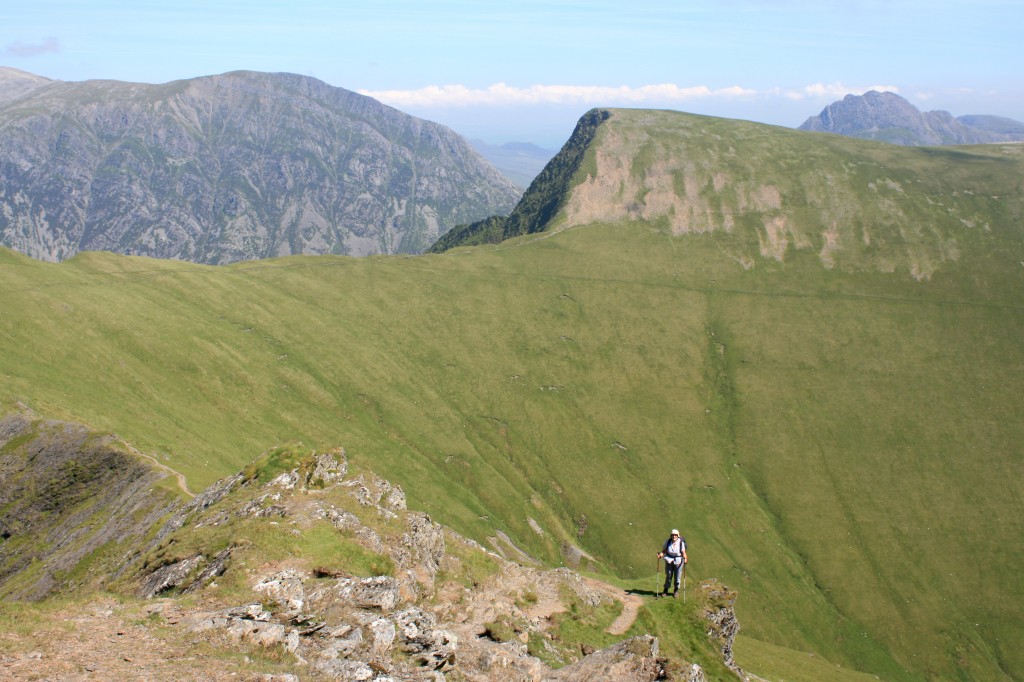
<box><xmin>799</xmin><ymin>90</ymin><xmax>1024</xmax><ymax>145</ymax></box>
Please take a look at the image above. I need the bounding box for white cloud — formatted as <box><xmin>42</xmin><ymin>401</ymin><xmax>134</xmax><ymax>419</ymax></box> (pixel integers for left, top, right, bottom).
<box><xmin>359</xmin><ymin>82</ymin><xmax>759</xmax><ymax>107</ymax></box>
<box><xmin>359</xmin><ymin>81</ymin><xmax>900</xmax><ymax>108</ymax></box>
<box><xmin>3</xmin><ymin>37</ymin><xmax>60</xmax><ymax>57</ymax></box>
<box><xmin>785</xmin><ymin>82</ymin><xmax>900</xmax><ymax>100</ymax></box>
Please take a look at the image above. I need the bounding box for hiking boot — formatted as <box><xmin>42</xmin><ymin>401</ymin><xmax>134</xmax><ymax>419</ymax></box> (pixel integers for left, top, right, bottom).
<box><xmin>672</xmin><ymin>591</ymin><xmax>679</xmax><ymax>599</ymax></box>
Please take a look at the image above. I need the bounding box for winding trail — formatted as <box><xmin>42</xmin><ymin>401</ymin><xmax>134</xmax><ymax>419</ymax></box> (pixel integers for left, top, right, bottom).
<box><xmin>582</xmin><ymin>577</ymin><xmax>645</xmax><ymax>636</ymax></box>
<box><xmin>125</xmin><ymin>443</ymin><xmax>195</xmax><ymax>498</ymax></box>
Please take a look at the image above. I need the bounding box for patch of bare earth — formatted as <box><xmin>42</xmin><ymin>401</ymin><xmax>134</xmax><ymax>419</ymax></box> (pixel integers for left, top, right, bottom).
<box><xmin>0</xmin><ymin>597</ymin><xmax>301</xmax><ymax>681</ymax></box>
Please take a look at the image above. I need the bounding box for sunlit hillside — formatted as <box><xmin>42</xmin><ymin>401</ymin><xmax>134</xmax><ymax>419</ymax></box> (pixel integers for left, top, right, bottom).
<box><xmin>2</xmin><ymin>109</ymin><xmax>1022</xmax><ymax>680</ymax></box>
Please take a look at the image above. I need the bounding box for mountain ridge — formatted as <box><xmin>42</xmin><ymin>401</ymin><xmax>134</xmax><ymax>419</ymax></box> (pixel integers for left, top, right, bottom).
<box><xmin>434</xmin><ymin>107</ymin><xmax>1023</xmax><ymax>283</ymax></box>
<box><xmin>798</xmin><ymin>90</ymin><xmax>1024</xmax><ymax>145</ymax></box>
<box><xmin>0</xmin><ymin>69</ymin><xmax>520</xmax><ymax>263</ymax></box>
<box><xmin>2</xmin><ymin>107</ymin><xmax>1023</xmax><ymax>681</ymax></box>
<box><xmin>0</xmin><ymin>411</ymin><xmax>741</xmax><ymax>681</ymax></box>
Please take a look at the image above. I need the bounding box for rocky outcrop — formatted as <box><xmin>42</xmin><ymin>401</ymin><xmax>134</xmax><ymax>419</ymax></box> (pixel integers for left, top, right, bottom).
<box><xmin>1</xmin><ymin>428</ymin><xmax>736</xmax><ymax>679</ymax></box>
<box><xmin>0</xmin><ymin>69</ymin><xmax>521</xmax><ymax>263</ymax></box>
<box><xmin>548</xmin><ymin>635</ymin><xmax>690</xmax><ymax>681</ymax></box>
<box><xmin>125</xmin><ymin>446</ymin><xmax>715</xmax><ymax>680</ymax></box>
<box><xmin>699</xmin><ymin>579</ymin><xmax>744</xmax><ymax>679</ymax></box>
<box><xmin>799</xmin><ymin>91</ymin><xmax>1024</xmax><ymax>145</ymax></box>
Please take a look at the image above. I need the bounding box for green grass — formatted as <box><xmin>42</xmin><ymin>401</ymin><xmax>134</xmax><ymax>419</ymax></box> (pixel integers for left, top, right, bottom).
<box><xmin>734</xmin><ymin>635</ymin><xmax>884</xmax><ymax>682</ymax></box>
<box><xmin>2</xmin><ymin>109</ymin><xmax>1023</xmax><ymax>680</ymax></box>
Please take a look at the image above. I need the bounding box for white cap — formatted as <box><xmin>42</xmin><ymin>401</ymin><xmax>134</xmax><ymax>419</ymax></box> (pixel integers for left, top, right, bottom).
<box><xmin>671</xmin><ymin>529</ymin><xmax>679</xmax><ymax>535</ymax></box>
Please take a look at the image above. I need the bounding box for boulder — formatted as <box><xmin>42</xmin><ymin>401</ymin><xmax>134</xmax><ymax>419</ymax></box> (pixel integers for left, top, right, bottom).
<box><xmin>549</xmin><ymin>635</ymin><xmax>670</xmax><ymax>681</ymax></box>
<box><xmin>309</xmin><ymin>450</ymin><xmax>348</xmax><ymax>486</ymax></box>
<box><xmin>334</xmin><ymin>576</ymin><xmax>401</xmax><ymax>612</ymax></box>
<box><xmin>138</xmin><ymin>555</ymin><xmax>204</xmax><ymax>598</ymax></box>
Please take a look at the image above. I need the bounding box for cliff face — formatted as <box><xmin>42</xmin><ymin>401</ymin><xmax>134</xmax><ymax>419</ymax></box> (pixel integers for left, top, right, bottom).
<box><xmin>0</xmin><ymin>414</ymin><xmax>182</xmax><ymax>599</ymax></box>
<box><xmin>0</xmin><ymin>70</ymin><xmax>520</xmax><ymax>263</ymax></box>
<box><xmin>799</xmin><ymin>90</ymin><xmax>1024</xmax><ymax>145</ymax></box>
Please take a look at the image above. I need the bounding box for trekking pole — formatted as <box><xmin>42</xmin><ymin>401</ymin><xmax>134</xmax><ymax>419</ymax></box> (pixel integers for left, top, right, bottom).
<box><xmin>655</xmin><ymin>556</ymin><xmax>661</xmax><ymax>596</ymax></box>
<box><xmin>682</xmin><ymin>562</ymin><xmax>687</xmax><ymax>604</ymax></box>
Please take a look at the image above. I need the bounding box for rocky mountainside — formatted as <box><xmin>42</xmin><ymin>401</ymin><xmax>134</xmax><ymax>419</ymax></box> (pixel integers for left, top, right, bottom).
<box><xmin>798</xmin><ymin>90</ymin><xmax>1024</xmax><ymax>145</ymax></box>
<box><xmin>0</xmin><ymin>68</ymin><xmax>520</xmax><ymax>263</ymax></box>
<box><xmin>0</xmin><ymin>412</ymin><xmax>736</xmax><ymax>681</ymax></box>
<box><xmin>0</xmin><ymin>67</ymin><xmax>51</xmax><ymax>101</ymax></box>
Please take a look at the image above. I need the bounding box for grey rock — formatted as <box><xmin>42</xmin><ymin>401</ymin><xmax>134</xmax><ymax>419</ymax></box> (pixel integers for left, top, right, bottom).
<box><xmin>310</xmin><ymin>450</ymin><xmax>348</xmax><ymax>486</ymax></box>
<box><xmin>315</xmin><ymin>659</ymin><xmax>375</xmax><ymax>681</ymax></box>
<box><xmin>151</xmin><ymin>473</ymin><xmax>245</xmax><ymax>546</ymax></box>
<box><xmin>393</xmin><ymin>607</ymin><xmax>437</xmax><ymax>650</ymax></box>
<box><xmin>396</xmin><ymin>513</ymin><xmax>446</xmax><ymax>577</ymax></box>
<box><xmin>253</xmin><ymin>570</ymin><xmax>307</xmax><ymax>612</ymax></box>
<box><xmin>138</xmin><ymin>555</ymin><xmax>204</xmax><ymax>598</ymax></box>
<box><xmin>334</xmin><ymin>576</ymin><xmax>401</xmax><ymax>612</ymax></box>
<box><xmin>227</xmin><ymin>619</ymin><xmax>288</xmax><ymax>648</ymax></box>
<box><xmin>355</xmin><ymin>526</ymin><xmax>386</xmax><ymax>554</ymax></box>
<box><xmin>547</xmin><ymin>634</ymin><xmax>665</xmax><ymax>681</ymax></box>
<box><xmin>325</xmin><ymin>509</ymin><xmax>362</xmax><ymax>531</ymax></box>
<box><xmin>283</xmin><ymin>629</ymin><xmax>301</xmax><ymax>654</ymax></box>
<box><xmin>183</xmin><ymin>547</ymin><xmax>232</xmax><ymax>594</ymax></box>
<box><xmin>267</xmin><ymin>471</ymin><xmax>300</xmax><ymax>490</ymax></box>
<box><xmin>393</xmin><ymin>607</ymin><xmax>458</xmax><ymax>670</ymax></box>
<box><xmin>368</xmin><ymin>617</ymin><xmax>397</xmax><ymax>655</ymax></box>
<box><xmin>700</xmin><ymin>580</ymin><xmax>744</xmax><ymax>678</ymax></box>
<box><xmin>227</xmin><ymin>603</ymin><xmax>273</xmax><ymax>621</ymax></box>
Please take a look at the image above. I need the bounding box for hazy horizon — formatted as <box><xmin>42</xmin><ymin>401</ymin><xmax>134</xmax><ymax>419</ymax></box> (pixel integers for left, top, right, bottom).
<box><xmin>3</xmin><ymin>1</ymin><xmax>1022</xmax><ymax>148</ymax></box>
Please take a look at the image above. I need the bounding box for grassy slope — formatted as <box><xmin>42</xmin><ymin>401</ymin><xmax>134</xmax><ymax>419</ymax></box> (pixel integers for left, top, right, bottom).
<box><xmin>2</xmin><ymin>111</ymin><xmax>1023</xmax><ymax>680</ymax></box>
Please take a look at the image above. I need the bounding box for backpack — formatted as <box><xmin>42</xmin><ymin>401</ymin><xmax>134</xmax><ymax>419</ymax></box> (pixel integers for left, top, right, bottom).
<box><xmin>663</xmin><ymin>536</ymin><xmax>686</xmax><ymax>557</ymax></box>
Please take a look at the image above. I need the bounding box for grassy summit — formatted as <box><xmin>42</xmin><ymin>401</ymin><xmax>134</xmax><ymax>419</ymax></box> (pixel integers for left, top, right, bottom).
<box><xmin>2</xmin><ymin>109</ymin><xmax>1022</xmax><ymax>680</ymax></box>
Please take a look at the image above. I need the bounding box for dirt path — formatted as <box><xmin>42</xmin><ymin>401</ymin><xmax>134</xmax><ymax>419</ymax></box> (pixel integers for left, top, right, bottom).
<box><xmin>0</xmin><ymin>598</ymin><xmax>264</xmax><ymax>681</ymax></box>
<box><xmin>127</xmin><ymin>444</ymin><xmax>195</xmax><ymax>498</ymax></box>
<box><xmin>582</xmin><ymin>577</ymin><xmax>645</xmax><ymax>636</ymax></box>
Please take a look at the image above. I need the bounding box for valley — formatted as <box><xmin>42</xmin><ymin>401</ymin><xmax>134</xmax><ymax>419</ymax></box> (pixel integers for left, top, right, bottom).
<box><xmin>1</xmin><ymin>106</ymin><xmax>1023</xmax><ymax>681</ymax></box>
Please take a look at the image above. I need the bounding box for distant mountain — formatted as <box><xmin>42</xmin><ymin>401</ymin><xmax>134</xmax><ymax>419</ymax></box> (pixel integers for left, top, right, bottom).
<box><xmin>469</xmin><ymin>139</ymin><xmax>556</xmax><ymax>188</ymax></box>
<box><xmin>0</xmin><ymin>69</ymin><xmax>520</xmax><ymax>263</ymax></box>
<box><xmin>0</xmin><ymin>66</ymin><xmax>51</xmax><ymax>100</ymax></box>
<box><xmin>956</xmin><ymin>114</ymin><xmax>1024</xmax><ymax>136</ymax></box>
<box><xmin>798</xmin><ymin>90</ymin><xmax>1024</xmax><ymax>145</ymax></box>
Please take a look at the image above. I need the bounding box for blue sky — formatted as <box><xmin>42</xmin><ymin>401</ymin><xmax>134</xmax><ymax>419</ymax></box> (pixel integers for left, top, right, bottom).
<box><xmin>3</xmin><ymin>0</ymin><xmax>1022</xmax><ymax>147</ymax></box>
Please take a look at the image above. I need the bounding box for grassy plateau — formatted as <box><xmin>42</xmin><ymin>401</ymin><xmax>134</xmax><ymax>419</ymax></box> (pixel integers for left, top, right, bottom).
<box><xmin>1</xmin><ymin>108</ymin><xmax>1022</xmax><ymax>680</ymax></box>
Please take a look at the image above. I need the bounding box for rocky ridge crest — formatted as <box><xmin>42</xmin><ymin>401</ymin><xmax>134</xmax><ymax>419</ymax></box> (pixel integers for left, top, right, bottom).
<box><xmin>0</xmin><ymin>417</ymin><xmax>743</xmax><ymax>680</ymax></box>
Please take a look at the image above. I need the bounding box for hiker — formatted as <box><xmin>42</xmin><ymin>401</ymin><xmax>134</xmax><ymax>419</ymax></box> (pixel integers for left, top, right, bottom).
<box><xmin>656</xmin><ymin>529</ymin><xmax>687</xmax><ymax>598</ymax></box>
